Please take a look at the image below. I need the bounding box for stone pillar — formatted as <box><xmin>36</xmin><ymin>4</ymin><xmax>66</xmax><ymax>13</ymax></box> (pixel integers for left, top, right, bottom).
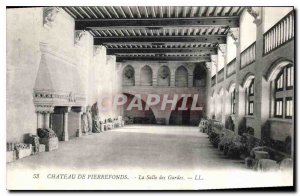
<box><xmin>205</xmin><ymin>62</ymin><xmax>212</xmax><ymax>118</ymax></box>
<box><xmin>77</xmin><ymin>107</ymin><xmax>84</xmax><ymax>137</ymax></box>
<box><xmin>62</xmin><ymin>107</ymin><xmax>71</xmax><ymax>141</ymax></box>
<box><xmin>188</xmin><ymin>74</ymin><xmax>193</xmax><ymax>87</ymax></box>
<box><xmin>228</xmin><ymin>28</ymin><xmax>241</xmax><ymax>134</ymax></box>
<box><xmin>251</xmin><ymin>7</ymin><xmax>264</xmax><ymax>139</ymax></box>
<box><xmin>37</xmin><ymin>112</ymin><xmax>43</xmax><ymax>128</ymax></box>
<box><xmin>170</xmin><ymin>73</ymin><xmax>175</xmax><ymax>87</ymax></box>
<box><xmin>211</xmin><ymin>55</ymin><xmax>218</xmax><ymax>82</ymax></box>
<box><xmin>44</xmin><ymin>112</ymin><xmax>50</xmax><ymax>128</ymax></box>
<box><xmin>152</xmin><ymin>74</ymin><xmax>157</xmax><ymax>86</ymax></box>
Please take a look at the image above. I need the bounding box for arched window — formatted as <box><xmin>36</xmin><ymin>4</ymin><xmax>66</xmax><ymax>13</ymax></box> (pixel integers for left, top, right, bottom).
<box><xmin>228</xmin><ymin>83</ymin><xmax>236</xmax><ymax>115</ymax></box>
<box><xmin>273</xmin><ymin>64</ymin><xmax>293</xmax><ymax>118</ymax></box>
<box><xmin>140</xmin><ymin>65</ymin><xmax>153</xmax><ymax>86</ymax></box>
<box><xmin>247</xmin><ymin>79</ymin><xmax>255</xmax><ymax>115</ymax></box>
<box><xmin>122</xmin><ymin>65</ymin><xmax>135</xmax><ymax>86</ymax></box>
<box><xmin>157</xmin><ymin>66</ymin><xmax>170</xmax><ymax>86</ymax></box>
<box><xmin>175</xmin><ymin>66</ymin><xmax>188</xmax><ymax>87</ymax></box>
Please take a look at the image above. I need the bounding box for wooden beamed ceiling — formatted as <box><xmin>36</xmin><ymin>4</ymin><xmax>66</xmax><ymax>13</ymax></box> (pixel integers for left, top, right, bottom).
<box><xmin>62</xmin><ymin>6</ymin><xmax>245</xmax><ymax>62</ymax></box>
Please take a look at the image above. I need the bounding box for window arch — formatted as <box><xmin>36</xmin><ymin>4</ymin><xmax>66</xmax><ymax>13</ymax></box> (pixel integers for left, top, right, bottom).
<box><xmin>228</xmin><ymin>82</ymin><xmax>236</xmax><ymax>115</ymax></box>
<box><xmin>242</xmin><ymin>74</ymin><xmax>255</xmax><ymax>116</ymax></box>
<box><xmin>122</xmin><ymin>65</ymin><xmax>135</xmax><ymax>86</ymax></box>
<box><xmin>193</xmin><ymin>65</ymin><xmax>206</xmax><ymax>87</ymax></box>
<box><xmin>140</xmin><ymin>65</ymin><xmax>153</xmax><ymax>86</ymax></box>
<box><xmin>157</xmin><ymin>65</ymin><xmax>170</xmax><ymax>86</ymax></box>
<box><xmin>272</xmin><ymin>64</ymin><xmax>294</xmax><ymax>118</ymax></box>
<box><xmin>175</xmin><ymin>66</ymin><xmax>188</xmax><ymax>87</ymax></box>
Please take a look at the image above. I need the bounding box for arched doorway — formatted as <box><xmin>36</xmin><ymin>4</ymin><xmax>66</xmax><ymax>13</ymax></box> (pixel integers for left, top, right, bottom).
<box><xmin>123</xmin><ymin>93</ymin><xmax>156</xmax><ymax>124</ymax></box>
<box><xmin>169</xmin><ymin>97</ymin><xmax>202</xmax><ymax>126</ymax></box>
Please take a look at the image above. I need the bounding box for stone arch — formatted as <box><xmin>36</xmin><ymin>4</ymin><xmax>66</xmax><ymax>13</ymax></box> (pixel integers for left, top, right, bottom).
<box><xmin>175</xmin><ymin>66</ymin><xmax>188</xmax><ymax>87</ymax></box>
<box><xmin>264</xmin><ymin>58</ymin><xmax>294</xmax><ymax>81</ymax></box>
<box><xmin>227</xmin><ymin>81</ymin><xmax>236</xmax><ymax>93</ymax></box>
<box><xmin>218</xmin><ymin>87</ymin><xmax>225</xmax><ymax>95</ymax></box>
<box><xmin>193</xmin><ymin>64</ymin><xmax>206</xmax><ymax>87</ymax></box>
<box><xmin>122</xmin><ymin>65</ymin><xmax>135</xmax><ymax>86</ymax></box>
<box><xmin>122</xmin><ymin>93</ymin><xmax>156</xmax><ymax>124</ymax></box>
<box><xmin>211</xmin><ymin>90</ymin><xmax>215</xmax><ymax>97</ymax></box>
<box><xmin>140</xmin><ymin>65</ymin><xmax>153</xmax><ymax>86</ymax></box>
<box><xmin>241</xmin><ymin>72</ymin><xmax>255</xmax><ymax>88</ymax></box>
<box><xmin>157</xmin><ymin>65</ymin><xmax>170</xmax><ymax>86</ymax></box>
<box><xmin>169</xmin><ymin>97</ymin><xmax>202</xmax><ymax>126</ymax></box>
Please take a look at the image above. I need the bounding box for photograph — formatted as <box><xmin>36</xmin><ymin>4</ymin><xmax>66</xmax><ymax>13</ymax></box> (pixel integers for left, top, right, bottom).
<box><xmin>5</xmin><ymin>5</ymin><xmax>295</xmax><ymax>190</ymax></box>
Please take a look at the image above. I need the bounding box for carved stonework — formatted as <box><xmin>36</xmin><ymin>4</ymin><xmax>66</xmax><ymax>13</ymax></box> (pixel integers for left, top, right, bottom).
<box><xmin>74</xmin><ymin>30</ymin><xmax>86</xmax><ymax>45</ymax></box>
<box><xmin>159</xmin><ymin>67</ymin><xmax>170</xmax><ymax>79</ymax></box>
<box><xmin>33</xmin><ymin>89</ymin><xmax>86</xmax><ymax>108</ymax></box>
<box><xmin>228</xmin><ymin>28</ymin><xmax>239</xmax><ymax>45</ymax></box>
<box><xmin>43</xmin><ymin>7</ymin><xmax>60</xmax><ymax>28</ymax></box>
<box><xmin>35</xmin><ymin>105</ymin><xmax>54</xmax><ymax>113</ymax></box>
<box><xmin>246</xmin><ymin>7</ymin><xmax>262</xmax><ymax>25</ymax></box>
<box><xmin>124</xmin><ymin>68</ymin><xmax>134</xmax><ymax>79</ymax></box>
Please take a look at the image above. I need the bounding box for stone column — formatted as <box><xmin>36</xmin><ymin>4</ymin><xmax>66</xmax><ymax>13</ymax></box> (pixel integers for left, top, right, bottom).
<box><xmin>228</xmin><ymin>28</ymin><xmax>241</xmax><ymax>134</ymax></box>
<box><xmin>188</xmin><ymin>74</ymin><xmax>193</xmax><ymax>87</ymax></box>
<box><xmin>152</xmin><ymin>74</ymin><xmax>157</xmax><ymax>86</ymax></box>
<box><xmin>250</xmin><ymin>7</ymin><xmax>264</xmax><ymax>139</ymax></box>
<box><xmin>77</xmin><ymin>107</ymin><xmax>83</xmax><ymax>137</ymax></box>
<box><xmin>170</xmin><ymin>67</ymin><xmax>177</xmax><ymax>87</ymax></box>
<box><xmin>211</xmin><ymin>55</ymin><xmax>218</xmax><ymax>82</ymax></box>
<box><xmin>205</xmin><ymin>62</ymin><xmax>212</xmax><ymax>118</ymax></box>
<box><xmin>37</xmin><ymin>112</ymin><xmax>43</xmax><ymax>128</ymax></box>
<box><xmin>62</xmin><ymin>107</ymin><xmax>71</xmax><ymax>141</ymax></box>
<box><xmin>44</xmin><ymin>112</ymin><xmax>50</xmax><ymax>128</ymax></box>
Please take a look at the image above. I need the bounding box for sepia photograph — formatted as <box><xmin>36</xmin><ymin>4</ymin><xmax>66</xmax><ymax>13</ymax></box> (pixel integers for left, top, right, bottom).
<box><xmin>4</xmin><ymin>2</ymin><xmax>296</xmax><ymax>191</ymax></box>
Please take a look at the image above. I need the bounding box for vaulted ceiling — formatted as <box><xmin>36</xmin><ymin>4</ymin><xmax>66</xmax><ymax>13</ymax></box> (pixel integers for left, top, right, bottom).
<box><xmin>62</xmin><ymin>6</ymin><xmax>245</xmax><ymax>62</ymax></box>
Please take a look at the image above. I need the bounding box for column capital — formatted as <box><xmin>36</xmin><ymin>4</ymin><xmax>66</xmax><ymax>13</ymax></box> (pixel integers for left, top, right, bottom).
<box><xmin>246</xmin><ymin>7</ymin><xmax>262</xmax><ymax>25</ymax></box>
<box><xmin>35</xmin><ymin>105</ymin><xmax>54</xmax><ymax>113</ymax></box>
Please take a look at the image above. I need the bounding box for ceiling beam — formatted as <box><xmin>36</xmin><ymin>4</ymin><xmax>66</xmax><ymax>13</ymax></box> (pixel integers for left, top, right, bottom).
<box><xmin>106</xmin><ymin>47</ymin><xmax>217</xmax><ymax>55</ymax></box>
<box><xmin>94</xmin><ymin>35</ymin><xmax>226</xmax><ymax>44</ymax></box>
<box><xmin>116</xmin><ymin>56</ymin><xmax>211</xmax><ymax>62</ymax></box>
<box><xmin>75</xmin><ymin>17</ymin><xmax>239</xmax><ymax>30</ymax></box>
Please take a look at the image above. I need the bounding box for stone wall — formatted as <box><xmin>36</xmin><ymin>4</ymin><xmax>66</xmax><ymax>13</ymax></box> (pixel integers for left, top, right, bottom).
<box><xmin>6</xmin><ymin>7</ymin><xmax>121</xmax><ymax>143</ymax></box>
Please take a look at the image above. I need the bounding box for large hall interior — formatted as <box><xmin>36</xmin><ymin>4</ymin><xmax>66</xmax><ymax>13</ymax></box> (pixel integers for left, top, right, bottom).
<box><xmin>6</xmin><ymin>6</ymin><xmax>294</xmax><ymax>189</ymax></box>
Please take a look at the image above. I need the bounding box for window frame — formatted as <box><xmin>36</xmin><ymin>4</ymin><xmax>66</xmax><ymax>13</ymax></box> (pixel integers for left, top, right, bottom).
<box><xmin>274</xmin><ymin>98</ymin><xmax>284</xmax><ymax>118</ymax></box>
<box><xmin>231</xmin><ymin>89</ymin><xmax>236</xmax><ymax>114</ymax></box>
<box><xmin>248</xmin><ymin>79</ymin><xmax>254</xmax><ymax>96</ymax></box>
<box><xmin>285</xmin><ymin>97</ymin><xmax>293</xmax><ymax>119</ymax></box>
<box><xmin>248</xmin><ymin>101</ymin><xmax>254</xmax><ymax>115</ymax></box>
<box><xmin>286</xmin><ymin>64</ymin><xmax>294</xmax><ymax>90</ymax></box>
<box><xmin>275</xmin><ymin>70</ymin><xmax>284</xmax><ymax>92</ymax></box>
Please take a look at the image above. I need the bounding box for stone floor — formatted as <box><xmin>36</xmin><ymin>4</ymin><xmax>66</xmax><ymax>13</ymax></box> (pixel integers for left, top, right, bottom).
<box><xmin>7</xmin><ymin>125</ymin><xmax>293</xmax><ymax>190</ymax></box>
<box><xmin>7</xmin><ymin>125</ymin><xmax>245</xmax><ymax>170</ymax></box>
